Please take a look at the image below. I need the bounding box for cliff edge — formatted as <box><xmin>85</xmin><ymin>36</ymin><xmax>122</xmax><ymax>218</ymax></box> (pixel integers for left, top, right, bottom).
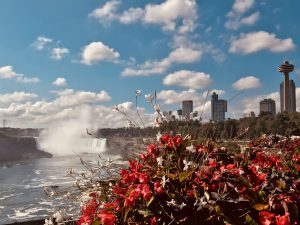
<box><xmin>0</xmin><ymin>131</ymin><xmax>52</xmax><ymax>163</ymax></box>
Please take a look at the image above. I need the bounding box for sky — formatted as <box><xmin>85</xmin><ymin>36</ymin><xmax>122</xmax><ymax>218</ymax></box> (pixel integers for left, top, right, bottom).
<box><xmin>0</xmin><ymin>0</ymin><xmax>300</xmax><ymax>129</ymax></box>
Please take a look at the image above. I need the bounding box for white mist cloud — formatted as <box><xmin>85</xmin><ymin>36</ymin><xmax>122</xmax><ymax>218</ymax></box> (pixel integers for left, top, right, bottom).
<box><xmin>51</xmin><ymin>48</ymin><xmax>69</xmax><ymax>60</ymax></box>
<box><xmin>0</xmin><ymin>92</ymin><xmax>37</xmax><ymax>104</ymax></box>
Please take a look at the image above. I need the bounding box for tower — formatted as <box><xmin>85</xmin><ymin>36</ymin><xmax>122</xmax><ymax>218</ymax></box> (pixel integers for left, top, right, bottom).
<box><xmin>182</xmin><ymin>100</ymin><xmax>193</xmax><ymax>120</ymax></box>
<box><xmin>259</xmin><ymin>99</ymin><xmax>276</xmax><ymax>115</ymax></box>
<box><xmin>278</xmin><ymin>61</ymin><xmax>295</xmax><ymax>112</ymax></box>
<box><xmin>211</xmin><ymin>92</ymin><xmax>227</xmax><ymax>122</ymax></box>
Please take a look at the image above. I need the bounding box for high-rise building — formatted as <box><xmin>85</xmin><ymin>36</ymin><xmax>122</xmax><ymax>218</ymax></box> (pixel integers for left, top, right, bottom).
<box><xmin>177</xmin><ymin>109</ymin><xmax>183</xmax><ymax>121</ymax></box>
<box><xmin>259</xmin><ymin>99</ymin><xmax>276</xmax><ymax>115</ymax></box>
<box><xmin>280</xmin><ymin>80</ymin><xmax>296</xmax><ymax>112</ymax></box>
<box><xmin>211</xmin><ymin>92</ymin><xmax>227</xmax><ymax>122</ymax></box>
<box><xmin>182</xmin><ymin>100</ymin><xmax>193</xmax><ymax>120</ymax></box>
<box><xmin>278</xmin><ymin>61</ymin><xmax>296</xmax><ymax>112</ymax></box>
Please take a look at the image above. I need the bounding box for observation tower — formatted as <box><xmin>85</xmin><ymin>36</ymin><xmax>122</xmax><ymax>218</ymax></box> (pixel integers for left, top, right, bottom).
<box><xmin>278</xmin><ymin>61</ymin><xmax>294</xmax><ymax>112</ymax></box>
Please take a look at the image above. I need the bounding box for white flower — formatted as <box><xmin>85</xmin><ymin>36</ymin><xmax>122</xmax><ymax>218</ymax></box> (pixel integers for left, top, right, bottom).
<box><xmin>183</xmin><ymin>159</ymin><xmax>193</xmax><ymax>171</ymax></box>
<box><xmin>186</xmin><ymin>145</ymin><xmax>196</xmax><ymax>153</ymax></box>
<box><xmin>44</xmin><ymin>218</ymin><xmax>54</xmax><ymax>225</ymax></box>
<box><xmin>166</xmin><ymin>199</ymin><xmax>177</xmax><ymax>206</ymax></box>
<box><xmin>135</xmin><ymin>89</ymin><xmax>141</xmax><ymax>96</ymax></box>
<box><xmin>178</xmin><ymin>202</ymin><xmax>186</xmax><ymax>209</ymax></box>
<box><xmin>162</xmin><ymin>175</ymin><xmax>169</xmax><ymax>188</ymax></box>
<box><xmin>53</xmin><ymin>209</ymin><xmax>67</xmax><ymax>223</ymax></box>
<box><xmin>156</xmin><ymin>156</ymin><xmax>163</xmax><ymax>167</ymax></box>
<box><xmin>145</xmin><ymin>93</ymin><xmax>154</xmax><ymax>103</ymax></box>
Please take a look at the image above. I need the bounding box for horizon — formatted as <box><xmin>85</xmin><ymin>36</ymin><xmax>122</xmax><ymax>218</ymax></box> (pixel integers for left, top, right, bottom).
<box><xmin>0</xmin><ymin>0</ymin><xmax>300</xmax><ymax>128</ymax></box>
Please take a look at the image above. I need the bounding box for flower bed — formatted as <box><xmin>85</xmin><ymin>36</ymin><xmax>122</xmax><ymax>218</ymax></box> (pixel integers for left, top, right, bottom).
<box><xmin>77</xmin><ymin>134</ymin><xmax>300</xmax><ymax>225</ymax></box>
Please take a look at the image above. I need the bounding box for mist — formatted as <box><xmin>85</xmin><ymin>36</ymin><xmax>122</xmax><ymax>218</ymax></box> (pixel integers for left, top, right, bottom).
<box><xmin>38</xmin><ymin>105</ymin><xmax>106</xmax><ymax>156</ymax></box>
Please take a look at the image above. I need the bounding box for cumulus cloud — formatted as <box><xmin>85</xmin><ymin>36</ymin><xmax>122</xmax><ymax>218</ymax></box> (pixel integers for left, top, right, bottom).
<box><xmin>229</xmin><ymin>31</ymin><xmax>295</xmax><ymax>54</ymax></box>
<box><xmin>232</xmin><ymin>0</ymin><xmax>255</xmax><ymax>14</ymax></box>
<box><xmin>90</xmin><ymin>0</ymin><xmax>198</xmax><ymax>33</ymax></box>
<box><xmin>0</xmin><ymin>92</ymin><xmax>38</xmax><ymax>104</ymax></box>
<box><xmin>89</xmin><ymin>0</ymin><xmax>120</xmax><ymax>24</ymax></box>
<box><xmin>163</xmin><ymin>70</ymin><xmax>212</xmax><ymax>89</ymax></box>
<box><xmin>144</xmin><ymin>0</ymin><xmax>197</xmax><ymax>33</ymax></box>
<box><xmin>0</xmin><ymin>65</ymin><xmax>40</xmax><ymax>83</ymax></box>
<box><xmin>119</xmin><ymin>8</ymin><xmax>144</xmax><ymax>24</ymax></box>
<box><xmin>232</xmin><ymin>76</ymin><xmax>261</xmax><ymax>90</ymax></box>
<box><xmin>32</xmin><ymin>36</ymin><xmax>53</xmax><ymax>50</ymax></box>
<box><xmin>225</xmin><ymin>12</ymin><xmax>260</xmax><ymax>30</ymax></box>
<box><xmin>53</xmin><ymin>77</ymin><xmax>67</xmax><ymax>87</ymax></box>
<box><xmin>51</xmin><ymin>48</ymin><xmax>70</xmax><ymax>60</ymax></box>
<box><xmin>81</xmin><ymin>42</ymin><xmax>120</xmax><ymax>65</ymax></box>
<box><xmin>122</xmin><ymin>47</ymin><xmax>202</xmax><ymax>76</ymax></box>
<box><xmin>225</xmin><ymin>0</ymin><xmax>259</xmax><ymax>30</ymax></box>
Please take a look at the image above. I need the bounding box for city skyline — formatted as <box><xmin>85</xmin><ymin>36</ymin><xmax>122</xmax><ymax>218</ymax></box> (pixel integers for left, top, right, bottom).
<box><xmin>0</xmin><ymin>0</ymin><xmax>300</xmax><ymax>128</ymax></box>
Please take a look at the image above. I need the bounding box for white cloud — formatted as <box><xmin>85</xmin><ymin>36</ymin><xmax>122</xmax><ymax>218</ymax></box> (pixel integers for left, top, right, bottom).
<box><xmin>51</xmin><ymin>48</ymin><xmax>70</xmax><ymax>60</ymax></box>
<box><xmin>232</xmin><ymin>0</ymin><xmax>255</xmax><ymax>14</ymax></box>
<box><xmin>89</xmin><ymin>0</ymin><xmax>198</xmax><ymax>33</ymax></box>
<box><xmin>0</xmin><ymin>92</ymin><xmax>37</xmax><ymax>104</ymax></box>
<box><xmin>16</xmin><ymin>76</ymin><xmax>40</xmax><ymax>84</ymax></box>
<box><xmin>54</xmin><ymin>89</ymin><xmax>111</xmax><ymax>107</ymax></box>
<box><xmin>163</xmin><ymin>70</ymin><xmax>212</xmax><ymax>89</ymax></box>
<box><xmin>229</xmin><ymin>31</ymin><xmax>295</xmax><ymax>54</ymax></box>
<box><xmin>89</xmin><ymin>0</ymin><xmax>120</xmax><ymax>24</ymax></box>
<box><xmin>53</xmin><ymin>77</ymin><xmax>67</xmax><ymax>87</ymax></box>
<box><xmin>232</xmin><ymin>76</ymin><xmax>261</xmax><ymax>90</ymax></box>
<box><xmin>225</xmin><ymin>0</ymin><xmax>258</xmax><ymax>30</ymax></box>
<box><xmin>81</xmin><ymin>42</ymin><xmax>120</xmax><ymax>65</ymax></box>
<box><xmin>144</xmin><ymin>0</ymin><xmax>197</xmax><ymax>33</ymax></box>
<box><xmin>33</xmin><ymin>36</ymin><xmax>53</xmax><ymax>50</ymax></box>
<box><xmin>225</xmin><ymin>12</ymin><xmax>260</xmax><ymax>30</ymax></box>
<box><xmin>0</xmin><ymin>65</ymin><xmax>18</xmax><ymax>79</ymax></box>
<box><xmin>119</xmin><ymin>8</ymin><xmax>144</xmax><ymax>24</ymax></box>
<box><xmin>122</xmin><ymin>47</ymin><xmax>202</xmax><ymax>76</ymax></box>
<box><xmin>0</xmin><ymin>65</ymin><xmax>40</xmax><ymax>83</ymax></box>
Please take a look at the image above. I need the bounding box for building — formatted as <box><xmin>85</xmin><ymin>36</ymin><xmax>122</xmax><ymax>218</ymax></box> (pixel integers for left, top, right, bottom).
<box><xmin>280</xmin><ymin>80</ymin><xmax>296</xmax><ymax>112</ymax></box>
<box><xmin>278</xmin><ymin>61</ymin><xmax>296</xmax><ymax>112</ymax></box>
<box><xmin>211</xmin><ymin>92</ymin><xmax>227</xmax><ymax>122</ymax></box>
<box><xmin>259</xmin><ymin>99</ymin><xmax>276</xmax><ymax>115</ymax></box>
<box><xmin>243</xmin><ymin>111</ymin><xmax>255</xmax><ymax>118</ymax></box>
<box><xmin>177</xmin><ymin>109</ymin><xmax>183</xmax><ymax>120</ymax></box>
<box><xmin>182</xmin><ymin>100</ymin><xmax>193</xmax><ymax>120</ymax></box>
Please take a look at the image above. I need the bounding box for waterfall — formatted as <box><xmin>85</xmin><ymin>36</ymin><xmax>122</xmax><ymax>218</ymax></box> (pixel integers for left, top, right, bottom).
<box><xmin>86</xmin><ymin>138</ymin><xmax>107</xmax><ymax>153</ymax></box>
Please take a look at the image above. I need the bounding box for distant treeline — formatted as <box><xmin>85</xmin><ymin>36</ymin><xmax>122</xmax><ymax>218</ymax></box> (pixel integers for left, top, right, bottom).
<box><xmin>97</xmin><ymin>111</ymin><xmax>300</xmax><ymax>140</ymax></box>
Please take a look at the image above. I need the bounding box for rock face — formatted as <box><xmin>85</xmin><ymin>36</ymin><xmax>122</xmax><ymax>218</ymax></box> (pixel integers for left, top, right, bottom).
<box><xmin>0</xmin><ymin>131</ymin><xmax>52</xmax><ymax>163</ymax></box>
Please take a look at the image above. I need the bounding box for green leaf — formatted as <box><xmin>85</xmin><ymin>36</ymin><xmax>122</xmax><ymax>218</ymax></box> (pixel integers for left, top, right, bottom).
<box><xmin>91</xmin><ymin>219</ymin><xmax>100</xmax><ymax>225</ymax></box>
<box><xmin>215</xmin><ymin>205</ymin><xmax>223</xmax><ymax>216</ymax></box>
<box><xmin>179</xmin><ymin>170</ymin><xmax>194</xmax><ymax>183</ymax></box>
<box><xmin>147</xmin><ymin>196</ymin><xmax>155</xmax><ymax>207</ymax></box>
<box><xmin>245</xmin><ymin>214</ymin><xmax>259</xmax><ymax>225</ymax></box>
<box><xmin>253</xmin><ymin>204</ymin><xmax>269</xmax><ymax>211</ymax></box>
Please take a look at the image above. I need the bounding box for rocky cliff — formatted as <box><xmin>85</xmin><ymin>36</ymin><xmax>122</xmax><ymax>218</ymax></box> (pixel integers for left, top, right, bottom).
<box><xmin>0</xmin><ymin>131</ymin><xmax>52</xmax><ymax>163</ymax></box>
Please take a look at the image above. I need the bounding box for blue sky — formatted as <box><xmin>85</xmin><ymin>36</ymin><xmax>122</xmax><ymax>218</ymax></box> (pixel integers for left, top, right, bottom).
<box><xmin>0</xmin><ymin>0</ymin><xmax>299</xmax><ymax>128</ymax></box>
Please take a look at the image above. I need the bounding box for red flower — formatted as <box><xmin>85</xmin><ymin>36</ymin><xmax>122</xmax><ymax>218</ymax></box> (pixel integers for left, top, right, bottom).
<box><xmin>275</xmin><ymin>213</ymin><xmax>290</xmax><ymax>225</ymax></box>
<box><xmin>148</xmin><ymin>144</ymin><xmax>159</xmax><ymax>156</ymax></box>
<box><xmin>98</xmin><ymin>211</ymin><xmax>116</xmax><ymax>225</ymax></box>
<box><xmin>259</xmin><ymin>211</ymin><xmax>275</xmax><ymax>225</ymax></box>
<box><xmin>150</xmin><ymin>217</ymin><xmax>157</xmax><ymax>225</ymax></box>
<box><xmin>124</xmin><ymin>197</ymin><xmax>134</xmax><ymax>208</ymax></box>
<box><xmin>139</xmin><ymin>173</ymin><xmax>149</xmax><ymax>184</ymax></box>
